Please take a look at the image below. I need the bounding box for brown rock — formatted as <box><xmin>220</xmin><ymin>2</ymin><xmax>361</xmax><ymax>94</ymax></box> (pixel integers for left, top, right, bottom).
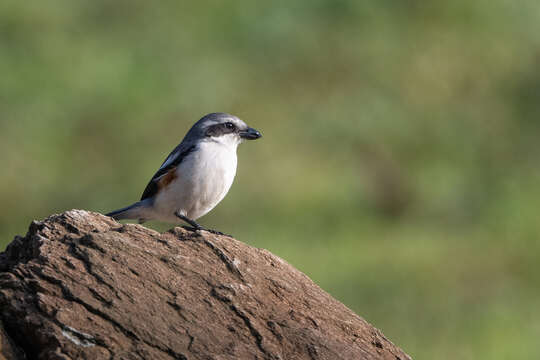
<box><xmin>0</xmin><ymin>210</ymin><xmax>411</xmax><ymax>360</ymax></box>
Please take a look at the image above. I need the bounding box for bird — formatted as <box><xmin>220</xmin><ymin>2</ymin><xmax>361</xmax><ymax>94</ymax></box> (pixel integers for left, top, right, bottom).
<box><xmin>106</xmin><ymin>112</ymin><xmax>261</xmax><ymax>231</ymax></box>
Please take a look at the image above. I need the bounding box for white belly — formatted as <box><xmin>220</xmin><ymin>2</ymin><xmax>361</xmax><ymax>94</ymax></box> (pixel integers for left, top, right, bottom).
<box><xmin>153</xmin><ymin>142</ymin><xmax>238</xmax><ymax>222</ymax></box>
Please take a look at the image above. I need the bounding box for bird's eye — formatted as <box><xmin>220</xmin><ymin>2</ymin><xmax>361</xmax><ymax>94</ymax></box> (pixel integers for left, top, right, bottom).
<box><xmin>224</xmin><ymin>122</ymin><xmax>235</xmax><ymax>129</ymax></box>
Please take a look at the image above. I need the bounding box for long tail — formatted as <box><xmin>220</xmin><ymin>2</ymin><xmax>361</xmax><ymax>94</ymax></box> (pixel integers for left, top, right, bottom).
<box><xmin>106</xmin><ymin>201</ymin><xmax>149</xmax><ymax>222</ymax></box>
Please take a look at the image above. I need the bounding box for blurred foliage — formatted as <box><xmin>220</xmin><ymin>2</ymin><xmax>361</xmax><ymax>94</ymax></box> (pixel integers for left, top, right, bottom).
<box><xmin>1</xmin><ymin>1</ymin><xmax>540</xmax><ymax>358</ymax></box>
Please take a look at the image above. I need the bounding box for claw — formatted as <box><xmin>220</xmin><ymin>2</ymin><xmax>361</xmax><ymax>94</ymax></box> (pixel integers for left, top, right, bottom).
<box><xmin>173</xmin><ymin>212</ymin><xmax>230</xmax><ymax>236</ymax></box>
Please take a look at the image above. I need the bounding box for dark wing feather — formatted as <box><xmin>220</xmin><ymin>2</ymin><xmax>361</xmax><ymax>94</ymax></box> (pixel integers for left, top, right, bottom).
<box><xmin>140</xmin><ymin>144</ymin><xmax>196</xmax><ymax>201</ymax></box>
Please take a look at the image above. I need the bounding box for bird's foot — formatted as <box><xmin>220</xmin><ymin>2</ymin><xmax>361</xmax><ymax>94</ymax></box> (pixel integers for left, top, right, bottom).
<box><xmin>173</xmin><ymin>212</ymin><xmax>231</xmax><ymax>236</ymax></box>
<box><xmin>192</xmin><ymin>227</ymin><xmax>232</xmax><ymax>237</ymax></box>
<box><xmin>174</xmin><ymin>212</ymin><xmax>203</xmax><ymax>231</ymax></box>
<box><xmin>204</xmin><ymin>229</ymin><xmax>232</xmax><ymax>237</ymax></box>
<box><xmin>181</xmin><ymin>225</ymin><xmax>202</xmax><ymax>233</ymax></box>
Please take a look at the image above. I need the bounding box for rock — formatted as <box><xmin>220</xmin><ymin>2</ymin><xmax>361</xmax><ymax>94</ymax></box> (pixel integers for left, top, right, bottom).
<box><xmin>0</xmin><ymin>210</ymin><xmax>410</xmax><ymax>360</ymax></box>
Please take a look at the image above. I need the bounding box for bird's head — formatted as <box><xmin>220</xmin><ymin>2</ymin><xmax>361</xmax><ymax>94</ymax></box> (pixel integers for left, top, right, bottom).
<box><xmin>188</xmin><ymin>113</ymin><xmax>262</xmax><ymax>147</ymax></box>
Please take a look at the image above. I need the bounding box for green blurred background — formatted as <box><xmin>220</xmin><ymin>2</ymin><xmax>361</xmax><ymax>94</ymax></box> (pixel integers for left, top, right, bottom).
<box><xmin>1</xmin><ymin>1</ymin><xmax>539</xmax><ymax>358</ymax></box>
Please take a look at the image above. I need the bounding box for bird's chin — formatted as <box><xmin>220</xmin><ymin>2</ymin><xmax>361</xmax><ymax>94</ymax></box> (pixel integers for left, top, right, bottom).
<box><xmin>210</xmin><ymin>133</ymin><xmax>242</xmax><ymax>147</ymax></box>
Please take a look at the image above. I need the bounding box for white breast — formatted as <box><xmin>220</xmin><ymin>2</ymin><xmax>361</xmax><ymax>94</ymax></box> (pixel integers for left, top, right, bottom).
<box><xmin>153</xmin><ymin>140</ymin><xmax>238</xmax><ymax>222</ymax></box>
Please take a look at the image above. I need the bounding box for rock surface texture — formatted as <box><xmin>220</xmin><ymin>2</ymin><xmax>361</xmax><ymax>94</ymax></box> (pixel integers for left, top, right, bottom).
<box><xmin>0</xmin><ymin>210</ymin><xmax>411</xmax><ymax>360</ymax></box>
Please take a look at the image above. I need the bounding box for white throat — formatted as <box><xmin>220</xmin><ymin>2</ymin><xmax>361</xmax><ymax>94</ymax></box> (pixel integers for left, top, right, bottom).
<box><xmin>207</xmin><ymin>133</ymin><xmax>242</xmax><ymax>149</ymax></box>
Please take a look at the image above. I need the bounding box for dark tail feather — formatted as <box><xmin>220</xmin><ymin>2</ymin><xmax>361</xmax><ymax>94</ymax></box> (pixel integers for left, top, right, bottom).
<box><xmin>106</xmin><ymin>202</ymin><xmax>143</xmax><ymax>220</ymax></box>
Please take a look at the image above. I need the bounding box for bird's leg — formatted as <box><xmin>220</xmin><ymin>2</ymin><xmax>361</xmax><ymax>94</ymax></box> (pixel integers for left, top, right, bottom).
<box><xmin>173</xmin><ymin>212</ymin><xmax>230</xmax><ymax>236</ymax></box>
<box><xmin>174</xmin><ymin>211</ymin><xmax>203</xmax><ymax>231</ymax></box>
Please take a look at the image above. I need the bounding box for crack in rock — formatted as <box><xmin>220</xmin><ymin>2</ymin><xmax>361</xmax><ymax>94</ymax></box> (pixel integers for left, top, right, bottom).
<box><xmin>61</xmin><ymin>325</ymin><xmax>96</xmax><ymax>347</ymax></box>
<box><xmin>200</xmin><ymin>236</ymin><xmax>246</xmax><ymax>283</ymax></box>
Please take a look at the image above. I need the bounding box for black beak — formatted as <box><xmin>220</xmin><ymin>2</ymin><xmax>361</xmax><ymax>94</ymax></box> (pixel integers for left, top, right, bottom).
<box><xmin>240</xmin><ymin>127</ymin><xmax>262</xmax><ymax>140</ymax></box>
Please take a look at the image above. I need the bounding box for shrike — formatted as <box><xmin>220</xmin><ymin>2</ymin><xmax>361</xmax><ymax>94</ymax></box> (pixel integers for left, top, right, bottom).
<box><xmin>106</xmin><ymin>113</ymin><xmax>261</xmax><ymax>231</ymax></box>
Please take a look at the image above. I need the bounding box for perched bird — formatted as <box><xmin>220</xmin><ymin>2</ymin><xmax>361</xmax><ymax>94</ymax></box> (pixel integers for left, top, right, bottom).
<box><xmin>106</xmin><ymin>112</ymin><xmax>261</xmax><ymax>231</ymax></box>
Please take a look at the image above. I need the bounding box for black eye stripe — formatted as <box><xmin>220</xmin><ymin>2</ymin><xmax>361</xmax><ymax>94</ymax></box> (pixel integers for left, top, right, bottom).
<box><xmin>205</xmin><ymin>122</ymin><xmax>237</xmax><ymax>137</ymax></box>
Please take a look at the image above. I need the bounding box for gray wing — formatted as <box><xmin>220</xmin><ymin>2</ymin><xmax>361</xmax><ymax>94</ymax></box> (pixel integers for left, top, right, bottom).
<box><xmin>140</xmin><ymin>143</ymin><xmax>197</xmax><ymax>201</ymax></box>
